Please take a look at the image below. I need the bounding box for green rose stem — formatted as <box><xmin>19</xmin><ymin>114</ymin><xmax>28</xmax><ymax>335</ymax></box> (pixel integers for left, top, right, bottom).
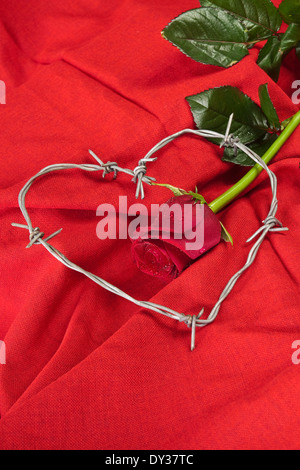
<box><xmin>209</xmin><ymin>110</ymin><xmax>300</xmax><ymax>214</ymax></box>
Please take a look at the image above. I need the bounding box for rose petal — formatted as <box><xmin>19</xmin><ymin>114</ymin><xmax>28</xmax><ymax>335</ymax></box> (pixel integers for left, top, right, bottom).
<box><xmin>130</xmin><ymin>195</ymin><xmax>222</xmax><ymax>280</ymax></box>
<box><xmin>131</xmin><ymin>239</ymin><xmax>179</xmax><ymax>281</ymax></box>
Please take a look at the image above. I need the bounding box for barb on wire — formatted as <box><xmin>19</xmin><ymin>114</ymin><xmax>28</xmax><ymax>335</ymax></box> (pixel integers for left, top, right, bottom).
<box><xmin>11</xmin><ymin>223</ymin><xmax>63</xmax><ymax>248</ymax></box>
<box><xmin>219</xmin><ymin>114</ymin><xmax>240</xmax><ymax>156</ymax></box>
<box><xmin>88</xmin><ymin>150</ymin><xmax>118</xmax><ymax>179</ymax></box>
<box><xmin>89</xmin><ymin>149</ymin><xmax>156</xmax><ymax>198</ymax></box>
<box><xmin>11</xmin><ymin>116</ymin><xmax>288</xmax><ymax>351</ymax></box>
<box><xmin>132</xmin><ymin>158</ymin><xmax>157</xmax><ymax>199</ymax></box>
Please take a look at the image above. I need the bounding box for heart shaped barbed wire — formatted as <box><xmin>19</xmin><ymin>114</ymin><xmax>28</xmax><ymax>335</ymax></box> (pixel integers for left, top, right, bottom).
<box><xmin>12</xmin><ymin>115</ymin><xmax>288</xmax><ymax>351</ymax></box>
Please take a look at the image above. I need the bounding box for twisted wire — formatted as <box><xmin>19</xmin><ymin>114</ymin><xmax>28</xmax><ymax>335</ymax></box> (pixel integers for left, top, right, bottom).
<box><xmin>12</xmin><ymin>115</ymin><xmax>288</xmax><ymax>351</ymax></box>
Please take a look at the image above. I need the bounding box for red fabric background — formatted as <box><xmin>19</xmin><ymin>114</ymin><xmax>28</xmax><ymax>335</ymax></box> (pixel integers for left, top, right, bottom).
<box><xmin>0</xmin><ymin>0</ymin><xmax>299</xmax><ymax>450</ymax></box>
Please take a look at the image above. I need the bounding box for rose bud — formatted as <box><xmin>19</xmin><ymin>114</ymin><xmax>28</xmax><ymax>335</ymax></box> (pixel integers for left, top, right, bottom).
<box><xmin>130</xmin><ymin>192</ymin><xmax>228</xmax><ymax>282</ymax></box>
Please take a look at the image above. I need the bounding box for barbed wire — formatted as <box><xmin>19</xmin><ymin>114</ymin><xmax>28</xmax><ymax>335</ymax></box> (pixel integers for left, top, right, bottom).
<box><xmin>12</xmin><ymin>115</ymin><xmax>288</xmax><ymax>351</ymax></box>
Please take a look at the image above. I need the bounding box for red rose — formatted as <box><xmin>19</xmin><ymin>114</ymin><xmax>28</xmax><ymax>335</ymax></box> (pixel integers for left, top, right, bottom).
<box><xmin>131</xmin><ymin>195</ymin><xmax>222</xmax><ymax>281</ymax></box>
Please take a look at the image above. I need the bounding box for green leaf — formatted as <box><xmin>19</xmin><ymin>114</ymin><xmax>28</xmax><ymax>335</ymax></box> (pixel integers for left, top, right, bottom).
<box><xmin>187</xmin><ymin>191</ymin><xmax>207</xmax><ymax>204</ymax></box>
<box><xmin>281</xmin><ymin>116</ymin><xmax>293</xmax><ymax>130</ymax></box>
<box><xmin>151</xmin><ymin>183</ymin><xmax>207</xmax><ymax>203</ymax></box>
<box><xmin>257</xmin><ymin>25</ymin><xmax>300</xmax><ymax>81</ymax></box>
<box><xmin>280</xmin><ymin>23</ymin><xmax>300</xmax><ymax>52</ymax></box>
<box><xmin>258</xmin><ymin>83</ymin><xmax>280</xmax><ymax>130</ymax></box>
<box><xmin>220</xmin><ymin>221</ymin><xmax>233</xmax><ymax>245</ymax></box>
<box><xmin>223</xmin><ymin>133</ymin><xmax>278</xmax><ymax>166</ymax></box>
<box><xmin>151</xmin><ymin>183</ymin><xmax>187</xmax><ymax>196</ymax></box>
<box><xmin>198</xmin><ymin>0</ymin><xmax>282</xmax><ymax>42</ymax></box>
<box><xmin>257</xmin><ymin>36</ymin><xmax>282</xmax><ymax>81</ymax></box>
<box><xmin>279</xmin><ymin>0</ymin><xmax>300</xmax><ymax>25</ymax></box>
<box><xmin>162</xmin><ymin>8</ymin><xmax>250</xmax><ymax>68</ymax></box>
<box><xmin>186</xmin><ymin>86</ymin><xmax>269</xmax><ymax>146</ymax></box>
